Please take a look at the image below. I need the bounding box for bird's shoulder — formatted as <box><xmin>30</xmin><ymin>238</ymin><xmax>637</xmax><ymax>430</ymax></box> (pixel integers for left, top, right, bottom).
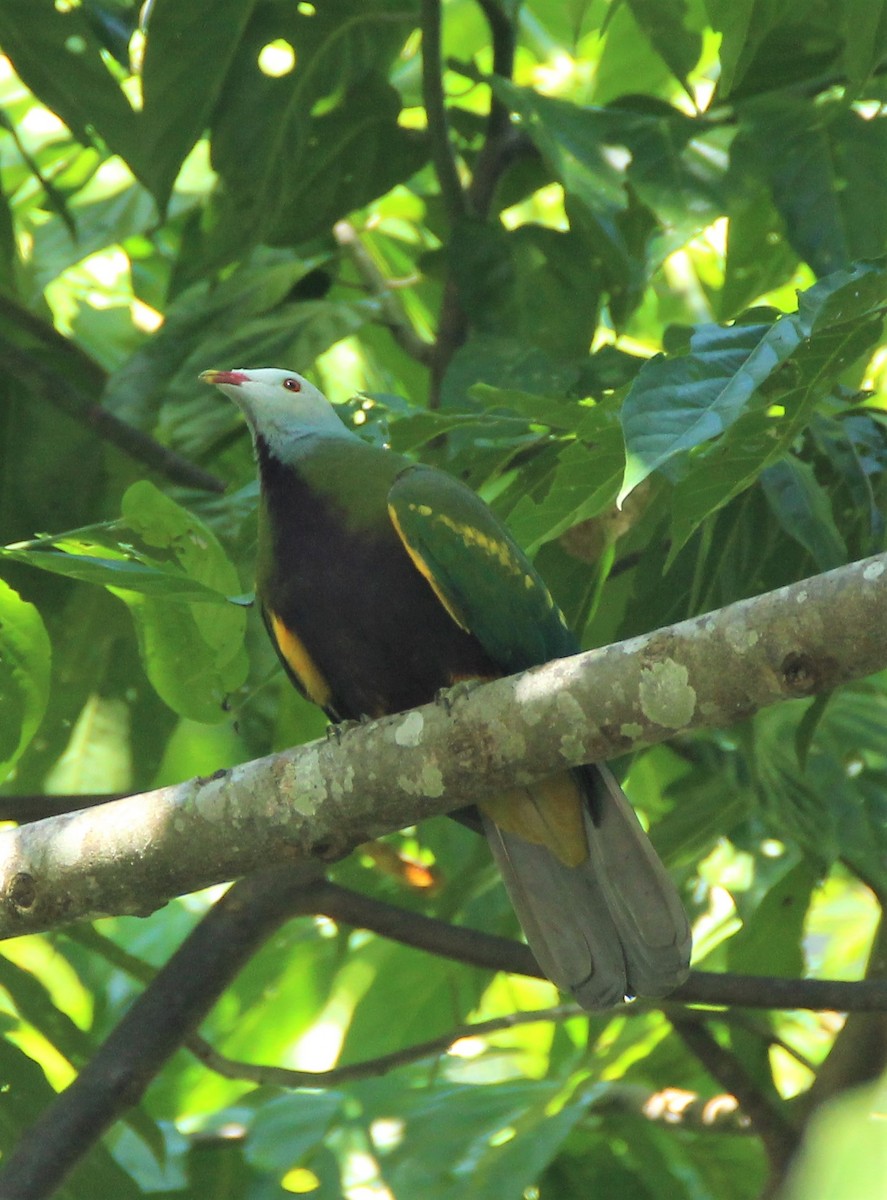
<box><xmin>387</xmin><ymin>462</ymin><xmax>577</xmax><ymax>670</ymax></box>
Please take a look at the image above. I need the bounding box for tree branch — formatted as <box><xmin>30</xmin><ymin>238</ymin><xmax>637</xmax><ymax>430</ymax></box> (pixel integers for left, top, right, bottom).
<box><xmin>9</xmin><ymin>863</ymin><xmax>829</xmax><ymax>1200</ymax></box>
<box><xmin>796</xmin><ymin>912</ymin><xmax>887</xmax><ymax>1118</ymax></box>
<box><xmin>422</xmin><ymin>1</ymin><xmax>525</xmax><ymax>406</ymax></box>
<box><xmin>6</xmin><ymin>877</ymin><xmax>867</xmax><ymax>1200</ymax></box>
<box><xmin>184</xmin><ymin>995</ymin><xmax>837</xmax><ymax>1092</ymax></box>
<box><xmin>2</xmin><ymin>553</ymin><xmax>886</xmax><ymax>941</ymax></box>
<box><xmin>0</xmin><ymin>333</ymin><xmax>226</xmax><ymax>494</ymax></box>
<box><xmin>0</xmin><ymin>865</ymin><xmax>325</xmax><ymax>1200</ymax></box>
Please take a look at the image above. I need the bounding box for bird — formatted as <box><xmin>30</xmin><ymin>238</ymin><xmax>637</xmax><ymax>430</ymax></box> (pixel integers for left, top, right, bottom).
<box><xmin>200</xmin><ymin>366</ymin><xmax>691</xmax><ymax>1009</ymax></box>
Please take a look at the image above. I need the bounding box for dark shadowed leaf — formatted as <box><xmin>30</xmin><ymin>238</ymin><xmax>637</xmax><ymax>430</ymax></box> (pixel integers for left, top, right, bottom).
<box><xmin>760</xmin><ymin>456</ymin><xmax>847</xmax><ymax>571</ymax></box>
<box><xmin>507</xmin><ymin>431</ymin><xmax>624</xmax><ymax>553</ymax></box>
<box><xmin>138</xmin><ymin>0</ymin><xmax>259</xmax><ymax>210</ymax></box>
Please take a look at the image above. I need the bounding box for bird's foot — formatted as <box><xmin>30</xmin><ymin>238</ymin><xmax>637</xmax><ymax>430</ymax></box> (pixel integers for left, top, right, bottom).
<box><xmin>436</xmin><ymin>677</ymin><xmax>485</xmax><ymax>713</ymax></box>
<box><xmin>325</xmin><ymin>714</ymin><xmax>374</xmax><ymax>743</ymax></box>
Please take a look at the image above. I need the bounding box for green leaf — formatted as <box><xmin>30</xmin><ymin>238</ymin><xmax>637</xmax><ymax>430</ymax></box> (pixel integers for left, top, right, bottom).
<box><xmin>138</xmin><ymin>0</ymin><xmax>260</xmax><ymax>210</ymax></box>
<box><xmin>782</xmin><ymin>1075</ymin><xmax>887</xmax><ymax>1200</ymax></box>
<box><xmin>619</xmin><ymin>319</ymin><xmax>778</xmax><ymax>503</ymax></box>
<box><xmin>0</xmin><ymin>1039</ymin><xmax>142</xmax><ymax>1200</ymax></box>
<box><xmin>245</xmin><ymin>1092</ymin><xmax>344</xmax><ymax>1172</ymax></box>
<box><xmin>810</xmin><ymin>414</ymin><xmax>886</xmax><ymax>554</ymax></box>
<box><xmin>705</xmin><ymin>0</ymin><xmax>809</xmax><ymax>98</ymax></box>
<box><xmin>103</xmin><ymin>255</ymin><xmax>332</xmax><ymax>427</ymax></box>
<box><xmin>0</xmin><ymin>578</ymin><xmax>51</xmax><ymax>783</ymax></box>
<box><xmin>5</xmin><ymin>485</ymin><xmax>249</xmax><ymax>721</ymax></box>
<box><xmin>0</xmin><ymin>175</ymin><xmax>17</xmax><ymax>289</ymax></box>
<box><xmin>113</xmin><ymin>482</ymin><xmax>248</xmax><ymax>722</ymax></box>
<box><xmin>0</xmin><ymin>954</ymin><xmax>94</xmax><ymax>1065</ymax></box>
<box><xmin>30</xmin><ymin>175</ymin><xmax>158</xmax><ymax>293</ymax></box>
<box><xmin>0</xmin><ymin>1</ymin><xmax>138</xmax><ymax>178</ymax></box>
<box><xmin>2</xmin><ymin>542</ymin><xmax>241</xmax><ymax>604</ymax></box>
<box><xmin>760</xmin><ymin>456</ymin><xmax>847</xmax><ymax>571</ymax></box>
<box><xmin>728</xmin><ymin>861</ymin><xmax>818</xmax><ymax>978</ymax></box>
<box><xmin>200</xmin><ymin>2</ymin><xmax>422</xmax><ymax>265</ymax></box>
<box><xmin>507</xmin><ymin>432</ymin><xmax>625</xmax><ymax>554</ymax></box>
<box><xmin>733</xmin><ymin>102</ymin><xmax>887</xmax><ymax>277</ymax></box>
<box><xmin>665</xmin><ymin>408</ymin><xmax>775</xmax><ymax>560</ymax></box>
<box><xmin>754</xmin><ymin>683</ymin><xmax>887</xmax><ymax>890</ymax></box>
<box><xmin>838</xmin><ymin>0</ymin><xmax>887</xmax><ymax>95</ymax></box>
<box><xmin>42</xmin><ymin>692</ymin><xmax>133</xmax><ymax>794</ymax></box>
<box><xmin>593</xmin><ymin>3</ymin><xmax>675</xmax><ymax>106</ymax></box>
<box><xmin>471</xmin><ymin>383</ymin><xmax>608</xmax><ymax>434</ymax></box>
<box><xmin>266</xmin><ymin>79</ymin><xmax>426</xmax><ymax>247</ymax></box>
<box><xmin>490</xmin><ymin>82</ymin><xmax>627</xmax><ymax>216</ymax></box>
<box><xmin>495</xmin><ymin>82</ymin><xmax>716</xmax><ymax>222</ymax></box>
<box><xmin>794</xmin><ymin>692</ymin><xmax>832</xmax><ymax>772</ymax></box>
<box><xmin>623</xmin><ymin>0</ymin><xmax>703</xmax><ymax>86</ymax></box>
<box><xmin>441</xmin><ymin>334</ymin><xmax>584</xmax><ymax>411</ymax></box>
<box><xmin>720</xmin><ymin>172</ymin><xmax>799</xmax><ymax>318</ymax></box>
<box><xmin>620</xmin><ymin>260</ymin><xmax>887</xmax><ymax>534</ymax></box>
<box><xmin>387</xmin><ymin>410</ymin><xmax>524</xmax><ymax>454</ymax></box>
<box><xmin>448</xmin><ymin>219</ymin><xmax>602</xmax><ymax>359</ymax></box>
<box><xmin>382</xmin><ymin>1078</ymin><xmax>591</xmax><ymax>1200</ymax></box>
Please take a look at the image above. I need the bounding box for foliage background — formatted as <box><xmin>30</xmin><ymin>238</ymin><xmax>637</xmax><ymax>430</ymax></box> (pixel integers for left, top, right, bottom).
<box><xmin>1</xmin><ymin>0</ymin><xmax>886</xmax><ymax>1197</ymax></box>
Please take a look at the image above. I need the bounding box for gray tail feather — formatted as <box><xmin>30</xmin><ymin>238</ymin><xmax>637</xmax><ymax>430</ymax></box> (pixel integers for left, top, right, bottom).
<box><xmin>482</xmin><ymin>764</ymin><xmax>691</xmax><ymax>1010</ymax></box>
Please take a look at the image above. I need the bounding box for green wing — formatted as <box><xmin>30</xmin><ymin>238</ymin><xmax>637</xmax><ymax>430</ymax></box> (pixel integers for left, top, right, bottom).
<box><xmin>388</xmin><ymin>464</ymin><xmax>577</xmax><ymax>672</ymax></box>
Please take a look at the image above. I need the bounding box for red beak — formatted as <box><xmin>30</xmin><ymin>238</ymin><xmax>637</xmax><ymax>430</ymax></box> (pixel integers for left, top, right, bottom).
<box><xmin>199</xmin><ymin>369</ymin><xmax>248</xmax><ymax>386</ymax></box>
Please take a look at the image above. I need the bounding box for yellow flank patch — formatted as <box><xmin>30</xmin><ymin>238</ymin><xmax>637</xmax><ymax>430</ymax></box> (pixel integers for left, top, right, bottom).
<box><xmin>388</xmin><ymin>503</ymin><xmax>469</xmax><ymax>631</ymax></box>
<box><xmin>269</xmin><ymin>613</ymin><xmax>332</xmax><ymax>708</ymax></box>
<box><xmin>481</xmin><ymin>772</ymin><xmax>589</xmax><ymax>867</ymax></box>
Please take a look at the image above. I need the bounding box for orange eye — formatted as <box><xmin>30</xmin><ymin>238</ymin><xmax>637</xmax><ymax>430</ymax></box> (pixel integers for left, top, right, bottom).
<box><xmin>283</xmin><ymin>377</ymin><xmax>301</xmax><ymax>392</ymax></box>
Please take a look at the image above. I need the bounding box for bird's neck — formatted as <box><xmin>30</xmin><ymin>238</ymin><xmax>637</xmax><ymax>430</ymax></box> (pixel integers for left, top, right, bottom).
<box><xmin>247</xmin><ymin>406</ymin><xmax>359</xmax><ymax>462</ymax></box>
<box><xmin>254</xmin><ymin>429</ymin><xmax>404</xmax><ymax>527</ymax></box>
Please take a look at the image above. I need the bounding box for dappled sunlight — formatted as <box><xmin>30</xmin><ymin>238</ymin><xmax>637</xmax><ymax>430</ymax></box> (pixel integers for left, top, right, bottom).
<box><xmin>0</xmin><ymin>2</ymin><xmax>886</xmax><ymax>1198</ymax></box>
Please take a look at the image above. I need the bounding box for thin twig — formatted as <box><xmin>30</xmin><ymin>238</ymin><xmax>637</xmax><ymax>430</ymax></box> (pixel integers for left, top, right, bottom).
<box><xmin>707</xmin><ymin>1010</ymin><xmax>818</xmax><ymax>1074</ymax></box>
<box><xmin>467</xmin><ymin>0</ymin><xmax>518</xmax><ymax>217</ymax></box>
<box><xmin>321</xmin><ymin>883</ymin><xmax>887</xmax><ymax>1012</ymax></box>
<box><xmin>670</xmin><ymin>1016</ymin><xmax>799</xmax><ymax>1178</ymax></box>
<box><xmin>187</xmin><ymin>1003</ymin><xmax>581</xmax><ymax>1087</ymax></box>
<box><xmin>185</xmin><ymin>999</ymin><xmax>816</xmax><ymax>1091</ymax></box>
<box><xmin>420</xmin><ymin>0</ymin><xmax>466</xmax><ymax>222</ymax></box>
<box><xmin>333</xmin><ymin>220</ymin><xmax>433</xmax><ymax>365</ymax></box>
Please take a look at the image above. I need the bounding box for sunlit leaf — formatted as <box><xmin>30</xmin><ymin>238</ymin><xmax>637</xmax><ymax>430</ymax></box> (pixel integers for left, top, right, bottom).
<box><xmin>0</xmin><ymin>578</ymin><xmax>51</xmax><ymax>782</ymax></box>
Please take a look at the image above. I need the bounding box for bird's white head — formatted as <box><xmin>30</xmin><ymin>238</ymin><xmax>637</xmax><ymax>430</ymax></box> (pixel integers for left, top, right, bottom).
<box><xmin>199</xmin><ymin>367</ymin><xmax>347</xmax><ymax>455</ymax></box>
